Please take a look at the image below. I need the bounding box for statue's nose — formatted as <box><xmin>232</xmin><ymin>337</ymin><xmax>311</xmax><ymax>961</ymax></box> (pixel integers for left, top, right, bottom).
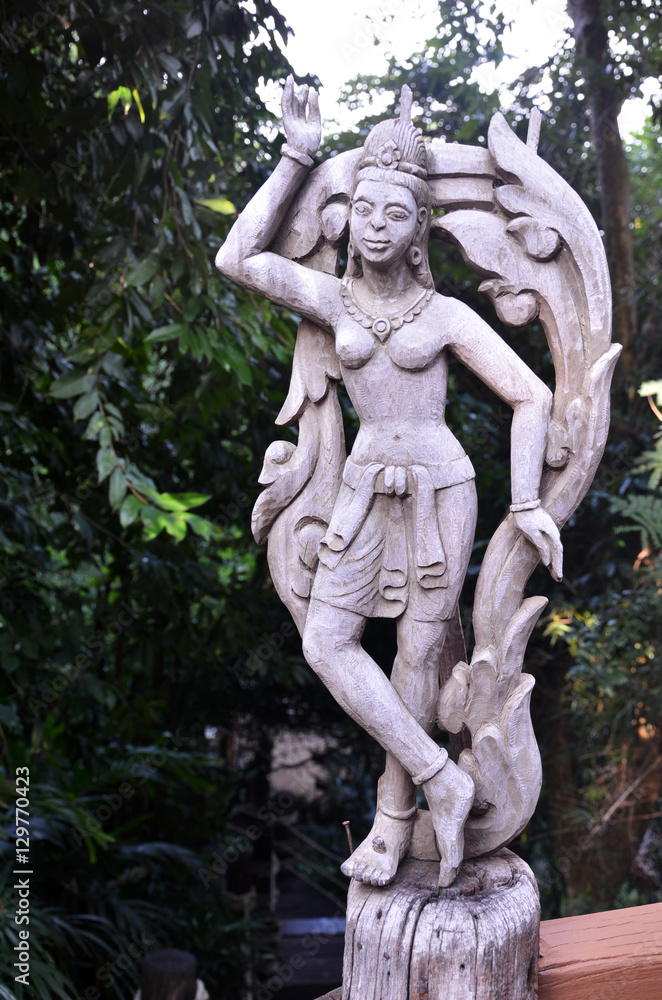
<box><xmin>370</xmin><ymin>212</ymin><xmax>386</xmax><ymax>230</ymax></box>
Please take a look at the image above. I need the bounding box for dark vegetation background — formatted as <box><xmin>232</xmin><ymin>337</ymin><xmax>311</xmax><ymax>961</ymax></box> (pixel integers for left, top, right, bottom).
<box><xmin>0</xmin><ymin>1</ymin><xmax>661</xmax><ymax>997</ymax></box>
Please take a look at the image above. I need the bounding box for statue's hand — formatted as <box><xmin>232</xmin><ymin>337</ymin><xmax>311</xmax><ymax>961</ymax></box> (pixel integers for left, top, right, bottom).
<box><xmin>281</xmin><ymin>74</ymin><xmax>321</xmax><ymax>159</ymax></box>
<box><xmin>512</xmin><ymin>507</ymin><xmax>563</xmax><ymax>582</ymax></box>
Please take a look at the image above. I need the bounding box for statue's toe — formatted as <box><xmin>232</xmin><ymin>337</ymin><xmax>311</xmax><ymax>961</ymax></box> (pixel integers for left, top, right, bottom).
<box><xmin>341</xmin><ymin>858</ymin><xmax>356</xmax><ymax>878</ymax></box>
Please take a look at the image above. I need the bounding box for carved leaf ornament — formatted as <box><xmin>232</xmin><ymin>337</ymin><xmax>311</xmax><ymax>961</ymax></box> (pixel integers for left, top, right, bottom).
<box><xmin>252</xmin><ymin>110</ymin><xmax>621</xmax><ymax>856</ymax></box>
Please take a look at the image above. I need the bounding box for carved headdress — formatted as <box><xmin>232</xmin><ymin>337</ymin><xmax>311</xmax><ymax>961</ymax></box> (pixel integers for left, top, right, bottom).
<box><xmin>348</xmin><ymin>85</ymin><xmax>432</xmax><ymax>286</ymax></box>
<box><xmin>356</xmin><ymin>85</ymin><xmax>428</xmax><ymax>183</ymax></box>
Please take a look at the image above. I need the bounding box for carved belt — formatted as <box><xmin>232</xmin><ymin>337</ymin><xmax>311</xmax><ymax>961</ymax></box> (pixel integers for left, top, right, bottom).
<box><xmin>319</xmin><ymin>455</ymin><xmax>475</xmax><ymax>589</ymax></box>
<box><xmin>342</xmin><ymin>455</ymin><xmax>475</xmax><ymax>495</ymax></box>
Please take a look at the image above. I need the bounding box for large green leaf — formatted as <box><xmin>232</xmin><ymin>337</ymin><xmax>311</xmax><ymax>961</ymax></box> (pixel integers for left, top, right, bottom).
<box><xmin>73</xmin><ymin>390</ymin><xmax>99</xmax><ymax>421</ymax></box>
<box><xmin>146</xmin><ymin>323</ymin><xmax>188</xmax><ymax>343</ymax></box>
<box><xmin>119</xmin><ymin>493</ymin><xmax>142</xmax><ymax>526</ymax></box>
<box><xmin>108</xmin><ymin>467</ymin><xmax>127</xmax><ymax>509</ymax></box>
<box><xmin>49</xmin><ymin>372</ymin><xmax>95</xmax><ymax>399</ymax></box>
<box><xmin>127</xmin><ymin>254</ymin><xmax>160</xmax><ymax>288</ymax></box>
<box><xmin>639</xmin><ymin>380</ymin><xmax>662</xmax><ymax>405</ymax></box>
<box><xmin>150</xmin><ymin>491</ymin><xmax>211</xmax><ymax>512</ymax></box>
<box><xmin>96</xmin><ymin>448</ymin><xmax>116</xmax><ymax>482</ymax></box>
<box><xmin>195</xmin><ymin>197</ymin><xmax>236</xmax><ymax>214</ymax></box>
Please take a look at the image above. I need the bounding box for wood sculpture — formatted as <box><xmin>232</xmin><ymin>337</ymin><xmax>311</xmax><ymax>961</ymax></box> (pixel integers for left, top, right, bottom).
<box><xmin>215</xmin><ymin>78</ymin><xmax>620</xmax><ymax>998</ymax></box>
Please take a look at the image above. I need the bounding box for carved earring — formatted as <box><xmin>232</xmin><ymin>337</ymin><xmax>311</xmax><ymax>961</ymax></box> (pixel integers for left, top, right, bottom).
<box><xmin>406</xmin><ymin>245</ymin><xmax>422</xmax><ymax>267</ymax></box>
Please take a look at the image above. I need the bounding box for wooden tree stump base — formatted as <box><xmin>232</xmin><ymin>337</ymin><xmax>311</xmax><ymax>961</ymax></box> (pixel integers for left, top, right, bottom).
<box><xmin>341</xmin><ymin>848</ymin><xmax>540</xmax><ymax>1000</ymax></box>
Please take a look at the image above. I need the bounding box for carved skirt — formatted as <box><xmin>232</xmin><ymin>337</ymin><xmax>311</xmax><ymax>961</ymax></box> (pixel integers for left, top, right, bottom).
<box><xmin>312</xmin><ymin>456</ymin><xmax>477</xmax><ymax>623</ymax></box>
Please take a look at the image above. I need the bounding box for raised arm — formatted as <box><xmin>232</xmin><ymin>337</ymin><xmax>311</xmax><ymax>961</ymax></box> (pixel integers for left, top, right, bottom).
<box><xmin>448</xmin><ymin>299</ymin><xmax>563</xmax><ymax>580</ymax></box>
<box><xmin>215</xmin><ymin>77</ymin><xmax>341</xmax><ymax>332</ymax></box>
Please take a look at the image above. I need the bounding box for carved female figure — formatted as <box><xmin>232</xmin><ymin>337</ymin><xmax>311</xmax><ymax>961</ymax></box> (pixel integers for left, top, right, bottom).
<box><xmin>215</xmin><ymin>79</ymin><xmax>564</xmax><ymax>888</ymax></box>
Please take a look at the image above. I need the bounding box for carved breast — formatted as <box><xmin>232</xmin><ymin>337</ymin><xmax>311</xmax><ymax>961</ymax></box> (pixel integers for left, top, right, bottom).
<box><xmin>388</xmin><ymin>322</ymin><xmax>441</xmax><ymax>371</ymax></box>
<box><xmin>335</xmin><ymin>298</ymin><xmax>445</xmax><ymax>373</ymax></box>
<box><xmin>335</xmin><ymin>320</ymin><xmax>377</xmax><ymax>369</ymax></box>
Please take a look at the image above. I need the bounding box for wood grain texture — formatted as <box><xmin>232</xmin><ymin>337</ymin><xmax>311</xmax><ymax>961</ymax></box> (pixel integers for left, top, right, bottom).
<box><xmin>539</xmin><ymin>901</ymin><xmax>662</xmax><ymax>1000</ymax></box>
<box><xmin>313</xmin><ymin>900</ymin><xmax>662</xmax><ymax>1000</ymax></box>
<box><xmin>342</xmin><ymin>850</ymin><xmax>539</xmax><ymax>1000</ymax></box>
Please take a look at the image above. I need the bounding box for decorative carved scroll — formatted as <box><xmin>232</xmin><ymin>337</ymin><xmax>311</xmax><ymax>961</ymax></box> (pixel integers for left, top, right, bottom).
<box><xmin>252</xmin><ymin>319</ymin><xmax>345</xmax><ymax>635</ymax></box>
<box><xmin>435</xmin><ymin>113</ymin><xmax>621</xmax><ymax>856</ymax></box>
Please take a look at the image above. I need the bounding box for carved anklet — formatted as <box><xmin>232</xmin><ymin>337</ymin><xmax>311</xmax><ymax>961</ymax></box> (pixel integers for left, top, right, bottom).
<box><xmin>379</xmin><ymin>802</ymin><xmax>417</xmax><ymax>821</ymax></box>
<box><xmin>412</xmin><ymin>749</ymin><xmax>449</xmax><ymax>786</ymax></box>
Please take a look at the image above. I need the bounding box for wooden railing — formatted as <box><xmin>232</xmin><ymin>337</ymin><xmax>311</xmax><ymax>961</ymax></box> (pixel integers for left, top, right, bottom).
<box><xmin>539</xmin><ymin>900</ymin><xmax>662</xmax><ymax>999</ymax></box>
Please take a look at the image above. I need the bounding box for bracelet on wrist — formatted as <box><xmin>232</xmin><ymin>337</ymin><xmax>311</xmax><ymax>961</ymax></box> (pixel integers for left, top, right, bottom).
<box><xmin>510</xmin><ymin>498</ymin><xmax>541</xmax><ymax>513</ymax></box>
<box><xmin>281</xmin><ymin>143</ymin><xmax>314</xmax><ymax>168</ymax></box>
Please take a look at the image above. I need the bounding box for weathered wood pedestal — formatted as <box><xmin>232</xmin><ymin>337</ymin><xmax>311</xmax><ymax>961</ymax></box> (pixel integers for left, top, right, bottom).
<box><xmin>338</xmin><ymin>849</ymin><xmax>539</xmax><ymax>1000</ymax></box>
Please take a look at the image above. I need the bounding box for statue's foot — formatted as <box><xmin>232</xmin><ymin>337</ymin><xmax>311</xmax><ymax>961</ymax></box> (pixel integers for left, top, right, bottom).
<box><xmin>423</xmin><ymin>759</ymin><xmax>475</xmax><ymax>888</ymax></box>
<box><xmin>340</xmin><ymin>810</ymin><xmax>415</xmax><ymax>887</ymax></box>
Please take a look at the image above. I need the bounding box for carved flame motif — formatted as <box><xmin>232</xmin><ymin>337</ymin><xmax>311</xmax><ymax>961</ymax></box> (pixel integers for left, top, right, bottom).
<box><xmin>433</xmin><ymin>113</ymin><xmax>620</xmax><ymax>855</ymax></box>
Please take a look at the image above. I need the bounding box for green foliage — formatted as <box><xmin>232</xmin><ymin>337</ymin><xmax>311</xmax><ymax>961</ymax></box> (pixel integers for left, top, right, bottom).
<box><xmin>611</xmin><ymin>377</ymin><xmax>662</xmax><ymax>552</ymax></box>
<box><xmin>637</xmin><ymin>376</ymin><xmax>662</xmax><ymax>487</ymax></box>
<box><xmin>612</xmin><ymin>494</ymin><xmax>662</xmax><ymax>551</ymax></box>
<box><xmin>1</xmin><ymin>0</ymin><xmax>299</xmax><ymax>545</ymax></box>
<box><xmin>565</xmin><ymin>0</ymin><xmax>662</xmax><ymax>118</ymax></box>
<box><xmin>510</xmin><ymin>8</ymin><xmax>662</xmax><ymax>364</ymax></box>
<box><xmin>532</xmin><ymin>384</ymin><xmax>662</xmax><ymax>913</ymax></box>
<box><xmin>0</xmin><ymin>1</ymin><xmax>345</xmax><ymax>996</ymax></box>
<box><xmin>640</xmin><ymin>381</ymin><xmax>662</xmax><ymax>406</ymax></box>
<box><xmin>333</xmin><ymin>0</ymin><xmax>507</xmax><ymax>150</ymax></box>
<box><xmin>543</xmin><ymin>551</ymin><xmax>661</xmax><ymax>785</ymax></box>
<box><xmin>628</xmin><ymin>122</ymin><xmax>662</xmax><ymax>377</ymax></box>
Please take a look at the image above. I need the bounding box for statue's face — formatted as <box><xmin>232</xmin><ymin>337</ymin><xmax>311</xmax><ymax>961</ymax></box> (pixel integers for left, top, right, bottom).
<box><xmin>350</xmin><ymin>179</ymin><xmax>421</xmax><ymax>269</ymax></box>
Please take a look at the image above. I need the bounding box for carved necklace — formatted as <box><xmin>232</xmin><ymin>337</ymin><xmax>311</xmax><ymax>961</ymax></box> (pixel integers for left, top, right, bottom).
<box><xmin>340</xmin><ymin>277</ymin><xmax>434</xmax><ymax>343</ymax></box>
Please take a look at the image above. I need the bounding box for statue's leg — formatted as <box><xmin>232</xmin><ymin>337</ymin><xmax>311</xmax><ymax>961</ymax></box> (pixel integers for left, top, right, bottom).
<box><xmin>342</xmin><ymin>616</ymin><xmax>448</xmax><ymax>886</ymax></box>
<box><xmin>384</xmin><ymin>613</ymin><xmax>448</xmax><ymax>806</ymax></box>
<box><xmin>302</xmin><ymin>600</ymin><xmax>474</xmax><ymax>887</ymax></box>
<box><xmin>302</xmin><ymin>598</ymin><xmax>446</xmax><ymax>775</ymax></box>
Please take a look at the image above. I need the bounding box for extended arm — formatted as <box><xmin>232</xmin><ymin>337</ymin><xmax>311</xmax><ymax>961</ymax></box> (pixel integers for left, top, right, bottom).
<box><xmin>215</xmin><ymin>78</ymin><xmax>341</xmax><ymax>331</ymax></box>
<box><xmin>449</xmin><ymin>300</ymin><xmax>563</xmax><ymax>580</ymax></box>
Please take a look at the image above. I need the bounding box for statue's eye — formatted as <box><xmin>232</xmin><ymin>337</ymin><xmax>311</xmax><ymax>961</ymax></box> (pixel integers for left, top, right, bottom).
<box><xmin>388</xmin><ymin>210</ymin><xmax>408</xmax><ymax>221</ymax></box>
<box><xmin>353</xmin><ymin>202</ymin><xmax>371</xmax><ymax>215</ymax></box>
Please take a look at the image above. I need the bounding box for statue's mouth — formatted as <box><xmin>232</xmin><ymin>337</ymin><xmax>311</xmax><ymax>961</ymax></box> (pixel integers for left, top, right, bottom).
<box><xmin>363</xmin><ymin>238</ymin><xmax>391</xmax><ymax>250</ymax></box>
